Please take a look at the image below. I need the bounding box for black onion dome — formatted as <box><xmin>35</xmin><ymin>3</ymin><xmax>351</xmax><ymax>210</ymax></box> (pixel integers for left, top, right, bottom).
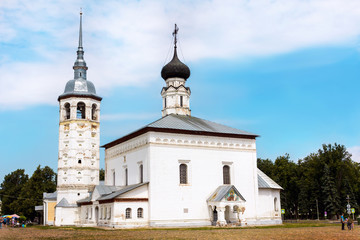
<box><xmin>161</xmin><ymin>48</ymin><xmax>190</xmax><ymax>80</ymax></box>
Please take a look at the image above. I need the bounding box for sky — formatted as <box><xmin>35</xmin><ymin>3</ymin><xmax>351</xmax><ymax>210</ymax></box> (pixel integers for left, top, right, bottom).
<box><xmin>0</xmin><ymin>0</ymin><xmax>360</xmax><ymax>182</ymax></box>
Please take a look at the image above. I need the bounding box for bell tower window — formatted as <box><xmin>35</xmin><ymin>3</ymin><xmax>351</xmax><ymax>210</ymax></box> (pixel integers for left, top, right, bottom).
<box><xmin>77</xmin><ymin>102</ymin><xmax>86</xmax><ymax>119</ymax></box>
<box><xmin>64</xmin><ymin>103</ymin><xmax>71</xmax><ymax>120</ymax></box>
<box><xmin>92</xmin><ymin>104</ymin><xmax>97</xmax><ymax>120</ymax></box>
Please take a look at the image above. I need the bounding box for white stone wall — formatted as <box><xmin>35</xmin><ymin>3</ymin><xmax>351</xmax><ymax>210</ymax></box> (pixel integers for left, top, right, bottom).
<box><xmin>257</xmin><ymin>188</ymin><xmax>282</xmax><ymax>223</ymax></box>
<box><xmin>112</xmin><ymin>201</ymin><xmax>148</xmax><ymax>227</ymax></box>
<box><xmin>161</xmin><ymin>77</ymin><xmax>191</xmax><ymax>116</ymax></box>
<box><xmin>105</xmin><ymin>134</ymin><xmax>150</xmax><ymax>186</ymax></box>
<box><xmin>147</xmin><ymin>132</ymin><xmax>258</xmax><ymax>226</ymax></box>
<box><xmin>55</xmin><ymin>207</ymin><xmax>79</xmax><ymax>226</ymax></box>
<box><xmin>57</xmin><ymin>97</ymin><xmax>100</xmax><ymax>206</ymax></box>
<box><xmin>55</xmin><ymin>96</ymin><xmax>101</xmax><ymax>226</ymax></box>
<box><xmin>105</xmin><ymin>131</ymin><xmax>260</xmax><ymax>227</ymax></box>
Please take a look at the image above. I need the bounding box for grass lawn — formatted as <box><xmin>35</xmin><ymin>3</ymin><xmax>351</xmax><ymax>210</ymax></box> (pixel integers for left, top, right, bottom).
<box><xmin>0</xmin><ymin>223</ymin><xmax>358</xmax><ymax>239</ymax></box>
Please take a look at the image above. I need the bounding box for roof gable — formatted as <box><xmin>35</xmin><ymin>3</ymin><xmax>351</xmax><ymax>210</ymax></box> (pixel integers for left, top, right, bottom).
<box><xmin>207</xmin><ymin>185</ymin><xmax>246</xmax><ymax>202</ymax></box>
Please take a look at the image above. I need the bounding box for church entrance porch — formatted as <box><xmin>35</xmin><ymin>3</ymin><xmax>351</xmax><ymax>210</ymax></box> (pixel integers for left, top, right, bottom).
<box><xmin>207</xmin><ymin>185</ymin><xmax>246</xmax><ymax>226</ymax></box>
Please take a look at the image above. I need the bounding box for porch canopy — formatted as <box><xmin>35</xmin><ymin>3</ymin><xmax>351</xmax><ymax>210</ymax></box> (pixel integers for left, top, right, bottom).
<box><xmin>207</xmin><ymin>185</ymin><xmax>246</xmax><ymax>226</ymax></box>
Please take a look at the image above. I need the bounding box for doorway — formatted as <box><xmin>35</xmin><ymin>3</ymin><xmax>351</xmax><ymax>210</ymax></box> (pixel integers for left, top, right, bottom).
<box><xmin>212</xmin><ymin>207</ymin><xmax>218</xmax><ymax>225</ymax></box>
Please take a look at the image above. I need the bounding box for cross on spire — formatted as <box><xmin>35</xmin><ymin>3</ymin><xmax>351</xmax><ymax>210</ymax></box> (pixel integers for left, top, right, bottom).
<box><xmin>172</xmin><ymin>23</ymin><xmax>179</xmax><ymax>48</ymax></box>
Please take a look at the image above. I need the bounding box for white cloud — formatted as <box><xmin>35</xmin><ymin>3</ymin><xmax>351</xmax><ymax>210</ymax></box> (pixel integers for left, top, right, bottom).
<box><xmin>2</xmin><ymin>0</ymin><xmax>360</xmax><ymax>108</ymax></box>
<box><xmin>349</xmin><ymin>146</ymin><xmax>360</xmax><ymax>163</ymax></box>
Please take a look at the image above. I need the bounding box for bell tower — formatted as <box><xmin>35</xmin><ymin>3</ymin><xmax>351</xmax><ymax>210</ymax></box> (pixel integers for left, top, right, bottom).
<box><xmin>161</xmin><ymin>24</ymin><xmax>191</xmax><ymax>117</ymax></box>
<box><xmin>55</xmin><ymin>11</ymin><xmax>102</xmax><ymax>226</ymax></box>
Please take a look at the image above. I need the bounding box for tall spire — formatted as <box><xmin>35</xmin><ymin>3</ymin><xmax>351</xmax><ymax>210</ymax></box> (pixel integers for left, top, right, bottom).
<box><xmin>73</xmin><ymin>9</ymin><xmax>88</xmax><ymax>80</ymax></box>
<box><xmin>78</xmin><ymin>8</ymin><xmax>83</xmax><ymax>50</ymax></box>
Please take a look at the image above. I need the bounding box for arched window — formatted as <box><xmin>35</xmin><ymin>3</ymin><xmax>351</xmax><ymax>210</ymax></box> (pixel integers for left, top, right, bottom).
<box><xmin>125</xmin><ymin>168</ymin><xmax>128</xmax><ymax>186</ymax></box>
<box><xmin>64</xmin><ymin>103</ymin><xmax>70</xmax><ymax>120</ymax></box>
<box><xmin>179</xmin><ymin>164</ymin><xmax>187</xmax><ymax>184</ymax></box>
<box><xmin>139</xmin><ymin>164</ymin><xmax>143</xmax><ymax>183</ymax></box>
<box><xmin>125</xmin><ymin>208</ymin><xmax>131</xmax><ymax>219</ymax></box>
<box><xmin>223</xmin><ymin>165</ymin><xmax>230</xmax><ymax>184</ymax></box>
<box><xmin>91</xmin><ymin>104</ymin><xmax>97</xmax><ymax>120</ymax></box>
<box><xmin>137</xmin><ymin>208</ymin><xmax>143</xmax><ymax>218</ymax></box>
<box><xmin>77</xmin><ymin>102</ymin><xmax>86</xmax><ymax>119</ymax></box>
<box><xmin>274</xmin><ymin>197</ymin><xmax>278</xmax><ymax>211</ymax></box>
<box><xmin>180</xmin><ymin>96</ymin><xmax>183</xmax><ymax>107</ymax></box>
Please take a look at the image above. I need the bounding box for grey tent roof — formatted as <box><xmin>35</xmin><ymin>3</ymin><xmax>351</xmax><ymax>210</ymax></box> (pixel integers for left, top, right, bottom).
<box><xmin>257</xmin><ymin>169</ymin><xmax>283</xmax><ymax>190</ymax></box>
<box><xmin>103</xmin><ymin>114</ymin><xmax>258</xmax><ymax>148</ymax></box>
<box><xmin>97</xmin><ymin>182</ymin><xmax>148</xmax><ymax>201</ymax></box>
<box><xmin>43</xmin><ymin>191</ymin><xmax>57</xmax><ymax>200</ymax></box>
<box><xmin>56</xmin><ymin>198</ymin><xmax>77</xmax><ymax>208</ymax></box>
<box><xmin>207</xmin><ymin>185</ymin><xmax>246</xmax><ymax>202</ymax></box>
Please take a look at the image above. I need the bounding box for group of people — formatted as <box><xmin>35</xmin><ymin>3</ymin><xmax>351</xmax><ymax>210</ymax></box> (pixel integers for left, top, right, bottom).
<box><xmin>0</xmin><ymin>216</ymin><xmax>19</xmax><ymax>228</ymax></box>
<box><xmin>340</xmin><ymin>213</ymin><xmax>355</xmax><ymax>230</ymax></box>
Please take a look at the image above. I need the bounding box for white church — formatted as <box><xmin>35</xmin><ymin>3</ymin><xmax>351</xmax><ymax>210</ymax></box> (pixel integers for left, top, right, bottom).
<box><xmin>40</xmin><ymin>13</ymin><xmax>282</xmax><ymax>227</ymax></box>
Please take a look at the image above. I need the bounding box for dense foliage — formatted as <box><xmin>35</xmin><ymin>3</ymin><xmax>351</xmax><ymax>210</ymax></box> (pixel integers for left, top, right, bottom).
<box><xmin>0</xmin><ymin>166</ymin><xmax>56</xmax><ymax>220</ymax></box>
<box><xmin>258</xmin><ymin>143</ymin><xmax>360</xmax><ymax>219</ymax></box>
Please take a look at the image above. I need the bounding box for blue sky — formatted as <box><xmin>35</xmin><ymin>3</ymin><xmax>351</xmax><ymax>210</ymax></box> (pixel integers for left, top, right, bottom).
<box><xmin>0</xmin><ymin>0</ymin><xmax>360</xmax><ymax>181</ymax></box>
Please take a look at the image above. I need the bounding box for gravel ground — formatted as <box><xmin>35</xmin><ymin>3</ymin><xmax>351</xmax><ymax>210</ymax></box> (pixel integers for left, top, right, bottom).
<box><xmin>0</xmin><ymin>225</ymin><xmax>359</xmax><ymax>240</ymax></box>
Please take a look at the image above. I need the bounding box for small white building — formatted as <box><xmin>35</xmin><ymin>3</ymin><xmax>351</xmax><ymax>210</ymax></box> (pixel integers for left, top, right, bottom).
<box><xmin>43</xmin><ymin>15</ymin><xmax>282</xmax><ymax>227</ymax></box>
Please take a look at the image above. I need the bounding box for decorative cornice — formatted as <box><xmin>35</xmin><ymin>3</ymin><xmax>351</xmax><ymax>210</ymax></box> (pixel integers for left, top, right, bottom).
<box><xmin>103</xmin><ymin>126</ymin><xmax>257</xmax><ymax>149</ymax></box>
<box><xmin>99</xmin><ymin>198</ymin><xmax>148</xmax><ymax>204</ymax></box>
<box><xmin>57</xmin><ymin>184</ymin><xmax>96</xmax><ymax>191</ymax></box>
<box><xmin>161</xmin><ymin>85</ymin><xmax>190</xmax><ymax>93</ymax></box>
<box><xmin>105</xmin><ymin>132</ymin><xmax>256</xmax><ymax>160</ymax></box>
<box><xmin>58</xmin><ymin>94</ymin><xmax>102</xmax><ymax>102</ymax></box>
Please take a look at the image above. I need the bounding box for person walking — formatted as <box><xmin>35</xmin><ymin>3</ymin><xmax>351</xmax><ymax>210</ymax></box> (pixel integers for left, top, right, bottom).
<box><xmin>348</xmin><ymin>216</ymin><xmax>354</xmax><ymax>230</ymax></box>
<box><xmin>0</xmin><ymin>216</ymin><xmax>3</xmax><ymax>229</ymax></box>
<box><xmin>341</xmin><ymin>213</ymin><xmax>345</xmax><ymax>230</ymax></box>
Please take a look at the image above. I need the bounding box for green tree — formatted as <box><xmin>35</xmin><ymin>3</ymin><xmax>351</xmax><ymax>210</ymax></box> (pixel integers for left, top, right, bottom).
<box><xmin>257</xmin><ymin>158</ymin><xmax>275</xmax><ymax>179</ymax></box>
<box><xmin>273</xmin><ymin>154</ymin><xmax>299</xmax><ymax>219</ymax></box>
<box><xmin>18</xmin><ymin>165</ymin><xmax>56</xmax><ymax>220</ymax></box>
<box><xmin>321</xmin><ymin>164</ymin><xmax>340</xmax><ymax>217</ymax></box>
<box><xmin>0</xmin><ymin>169</ymin><xmax>28</xmax><ymax>215</ymax></box>
<box><xmin>99</xmin><ymin>168</ymin><xmax>105</xmax><ymax>181</ymax></box>
<box><xmin>298</xmin><ymin>143</ymin><xmax>357</xmax><ymax>219</ymax></box>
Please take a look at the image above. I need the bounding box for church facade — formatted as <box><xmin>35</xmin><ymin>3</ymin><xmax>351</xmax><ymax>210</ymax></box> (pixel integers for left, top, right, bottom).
<box><xmin>42</xmin><ymin>14</ymin><xmax>282</xmax><ymax>227</ymax></box>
